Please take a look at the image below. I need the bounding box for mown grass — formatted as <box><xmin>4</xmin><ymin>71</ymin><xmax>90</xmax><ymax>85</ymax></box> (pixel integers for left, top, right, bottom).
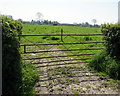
<box><xmin>21</xmin><ymin>24</ymin><xmax>104</xmax><ymax>62</ymax></box>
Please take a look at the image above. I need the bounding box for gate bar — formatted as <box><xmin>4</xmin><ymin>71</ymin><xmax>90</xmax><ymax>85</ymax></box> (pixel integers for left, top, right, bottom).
<box><xmin>22</xmin><ymin>48</ymin><xmax>104</xmax><ymax>54</ymax></box>
<box><xmin>23</xmin><ymin>54</ymin><xmax>94</xmax><ymax>60</ymax></box>
<box><xmin>36</xmin><ymin>61</ymin><xmax>90</xmax><ymax>68</ymax></box>
<box><xmin>19</xmin><ymin>34</ymin><xmax>103</xmax><ymax>36</ymax></box>
<box><xmin>32</xmin><ymin>58</ymin><xmax>92</xmax><ymax>64</ymax></box>
<box><xmin>20</xmin><ymin>42</ymin><xmax>104</xmax><ymax>46</ymax></box>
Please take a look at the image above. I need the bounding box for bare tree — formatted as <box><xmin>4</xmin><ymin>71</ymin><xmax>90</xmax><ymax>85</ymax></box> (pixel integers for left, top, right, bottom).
<box><xmin>92</xmin><ymin>19</ymin><xmax>97</xmax><ymax>26</ymax></box>
<box><xmin>36</xmin><ymin>12</ymin><xmax>43</xmax><ymax>23</ymax></box>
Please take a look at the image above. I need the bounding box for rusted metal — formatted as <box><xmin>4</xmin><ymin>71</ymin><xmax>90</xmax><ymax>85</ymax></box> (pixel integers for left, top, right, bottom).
<box><xmin>36</xmin><ymin>61</ymin><xmax>90</xmax><ymax>68</ymax></box>
<box><xmin>22</xmin><ymin>48</ymin><xmax>104</xmax><ymax>54</ymax></box>
<box><xmin>20</xmin><ymin>33</ymin><xmax>104</xmax><ymax>67</ymax></box>
<box><xmin>23</xmin><ymin>54</ymin><xmax>94</xmax><ymax>60</ymax></box>
<box><xmin>20</xmin><ymin>42</ymin><xmax>104</xmax><ymax>46</ymax></box>
<box><xmin>32</xmin><ymin>58</ymin><xmax>92</xmax><ymax>64</ymax></box>
<box><xmin>19</xmin><ymin>34</ymin><xmax>103</xmax><ymax>36</ymax></box>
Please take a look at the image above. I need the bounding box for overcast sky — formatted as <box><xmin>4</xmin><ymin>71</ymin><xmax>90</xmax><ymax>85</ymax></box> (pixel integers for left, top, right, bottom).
<box><xmin>0</xmin><ymin>0</ymin><xmax>119</xmax><ymax>24</ymax></box>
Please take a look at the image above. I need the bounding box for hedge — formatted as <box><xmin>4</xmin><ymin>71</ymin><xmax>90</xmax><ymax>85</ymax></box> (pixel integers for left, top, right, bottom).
<box><xmin>2</xmin><ymin>16</ymin><xmax>22</xmax><ymax>95</ymax></box>
<box><xmin>88</xmin><ymin>24</ymin><xmax>120</xmax><ymax>80</ymax></box>
<box><xmin>2</xmin><ymin>16</ymin><xmax>39</xmax><ymax>95</ymax></box>
<box><xmin>101</xmin><ymin>24</ymin><xmax>120</xmax><ymax>61</ymax></box>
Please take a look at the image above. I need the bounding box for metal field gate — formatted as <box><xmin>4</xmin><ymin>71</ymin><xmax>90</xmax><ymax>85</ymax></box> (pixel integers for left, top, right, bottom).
<box><xmin>20</xmin><ymin>33</ymin><xmax>104</xmax><ymax>68</ymax></box>
<box><xmin>19</xmin><ymin>33</ymin><xmax>119</xmax><ymax>95</ymax></box>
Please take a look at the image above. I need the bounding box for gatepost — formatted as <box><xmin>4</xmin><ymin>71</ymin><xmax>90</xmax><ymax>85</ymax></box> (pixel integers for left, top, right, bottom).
<box><xmin>118</xmin><ymin>1</ymin><xmax>120</xmax><ymax>24</ymax></box>
<box><xmin>0</xmin><ymin>16</ymin><xmax>2</xmax><ymax>96</ymax></box>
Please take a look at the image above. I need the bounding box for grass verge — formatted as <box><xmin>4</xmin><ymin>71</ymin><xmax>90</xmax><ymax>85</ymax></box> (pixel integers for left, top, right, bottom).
<box><xmin>88</xmin><ymin>50</ymin><xmax>119</xmax><ymax>80</ymax></box>
<box><xmin>19</xmin><ymin>61</ymin><xmax>39</xmax><ymax>95</ymax></box>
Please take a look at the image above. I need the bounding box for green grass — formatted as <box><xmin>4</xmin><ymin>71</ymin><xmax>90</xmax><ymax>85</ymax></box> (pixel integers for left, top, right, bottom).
<box><xmin>88</xmin><ymin>50</ymin><xmax>120</xmax><ymax>80</ymax></box>
<box><xmin>20</xmin><ymin>24</ymin><xmax>120</xmax><ymax>94</ymax></box>
<box><xmin>19</xmin><ymin>61</ymin><xmax>39</xmax><ymax>95</ymax></box>
<box><xmin>21</xmin><ymin>24</ymin><xmax>104</xmax><ymax>62</ymax></box>
<box><xmin>20</xmin><ymin>24</ymin><xmax>120</xmax><ymax>95</ymax></box>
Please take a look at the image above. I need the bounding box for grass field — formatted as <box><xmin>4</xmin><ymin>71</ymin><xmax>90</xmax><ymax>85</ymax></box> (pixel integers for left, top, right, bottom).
<box><xmin>20</xmin><ymin>24</ymin><xmax>104</xmax><ymax>62</ymax></box>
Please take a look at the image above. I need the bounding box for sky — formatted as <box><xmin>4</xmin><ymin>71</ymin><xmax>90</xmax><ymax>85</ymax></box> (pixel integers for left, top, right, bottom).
<box><xmin>0</xmin><ymin>0</ymin><xmax>119</xmax><ymax>24</ymax></box>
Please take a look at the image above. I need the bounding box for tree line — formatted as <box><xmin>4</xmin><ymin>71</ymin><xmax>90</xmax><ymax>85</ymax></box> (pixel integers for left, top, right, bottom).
<box><xmin>0</xmin><ymin>13</ymin><xmax>100</xmax><ymax>27</ymax></box>
<box><xmin>18</xmin><ymin>19</ymin><xmax>100</xmax><ymax>28</ymax></box>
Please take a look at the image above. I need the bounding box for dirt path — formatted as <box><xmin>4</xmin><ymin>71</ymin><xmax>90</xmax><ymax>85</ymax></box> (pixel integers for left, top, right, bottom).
<box><xmin>23</xmin><ymin>47</ymin><xmax>119</xmax><ymax>94</ymax></box>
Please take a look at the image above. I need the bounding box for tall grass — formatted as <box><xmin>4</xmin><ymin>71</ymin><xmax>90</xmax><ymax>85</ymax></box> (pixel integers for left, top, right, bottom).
<box><xmin>19</xmin><ymin>61</ymin><xmax>39</xmax><ymax>95</ymax></box>
<box><xmin>88</xmin><ymin>50</ymin><xmax>119</xmax><ymax>80</ymax></box>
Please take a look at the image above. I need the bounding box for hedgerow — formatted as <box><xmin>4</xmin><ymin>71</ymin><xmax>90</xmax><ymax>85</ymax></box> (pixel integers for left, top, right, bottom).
<box><xmin>2</xmin><ymin>16</ymin><xmax>39</xmax><ymax>95</ymax></box>
<box><xmin>101</xmin><ymin>24</ymin><xmax>120</xmax><ymax>61</ymax></box>
<box><xmin>2</xmin><ymin>16</ymin><xmax>22</xmax><ymax>95</ymax></box>
<box><xmin>88</xmin><ymin>24</ymin><xmax>120</xmax><ymax>80</ymax></box>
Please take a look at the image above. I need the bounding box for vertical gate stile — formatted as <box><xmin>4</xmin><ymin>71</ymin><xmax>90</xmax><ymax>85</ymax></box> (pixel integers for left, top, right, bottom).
<box><xmin>24</xmin><ymin>45</ymin><xmax>26</xmax><ymax>53</ymax></box>
<box><xmin>61</xmin><ymin>29</ymin><xmax>63</xmax><ymax>42</ymax></box>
